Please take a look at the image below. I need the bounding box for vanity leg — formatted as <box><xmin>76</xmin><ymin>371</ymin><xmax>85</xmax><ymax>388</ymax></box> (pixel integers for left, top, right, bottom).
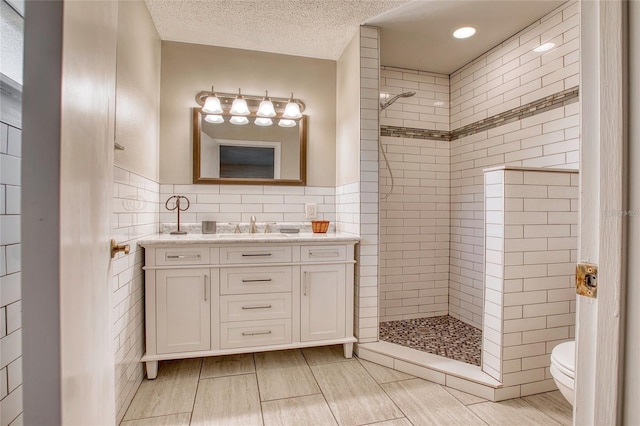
<box><xmin>146</xmin><ymin>361</ymin><xmax>158</xmax><ymax>380</ymax></box>
<box><xmin>343</xmin><ymin>342</ymin><xmax>354</xmax><ymax>359</ymax></box>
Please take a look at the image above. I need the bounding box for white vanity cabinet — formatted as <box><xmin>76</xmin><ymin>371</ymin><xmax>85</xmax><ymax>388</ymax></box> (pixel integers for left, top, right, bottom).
<box><xmin>140</xmin><ymin>237</ymin><xmax>358</xmax><ymax>379</ymax></box>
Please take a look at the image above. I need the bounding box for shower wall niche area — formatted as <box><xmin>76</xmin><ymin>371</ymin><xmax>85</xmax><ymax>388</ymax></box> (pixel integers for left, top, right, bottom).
<box><xmin>367</xmin><ymin>1</ymin><xmax>580</xmax><ymax>400</ymax></box>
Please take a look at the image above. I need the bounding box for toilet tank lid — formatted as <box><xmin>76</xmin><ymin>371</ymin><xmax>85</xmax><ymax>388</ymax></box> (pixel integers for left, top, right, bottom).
<box><xmin>551</xmin><ymin>341</ymin><xmax>575</xmax><ymax>373</ymax></box>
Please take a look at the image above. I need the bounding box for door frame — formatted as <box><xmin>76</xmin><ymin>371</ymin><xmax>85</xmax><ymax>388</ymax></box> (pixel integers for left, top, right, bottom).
<box><xmin>577</xmin><ymin>1</ymin><xmax>628</xmax><ymax>424</ymax></box>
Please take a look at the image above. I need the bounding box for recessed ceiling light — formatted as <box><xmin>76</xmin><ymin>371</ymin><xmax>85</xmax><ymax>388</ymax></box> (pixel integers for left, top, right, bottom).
<box><xmin>533</xmin><ymin>42</ymin><xmax>555</xmax><ymax>53</ymax></box>
<box><xmin>453</xmin><ymin>27</ymin><xmax>476</xmax><ymax>39</ymax></box>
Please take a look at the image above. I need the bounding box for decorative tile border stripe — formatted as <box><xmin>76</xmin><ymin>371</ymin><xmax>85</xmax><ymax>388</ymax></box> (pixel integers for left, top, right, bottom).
<box><xmin>380</xmin><ymin>126</ymin><xmax>450</xmax><ymax>141</ymax></box>
<box><xmin>450</xmin><ymin>86</ymin><xmax>579</xmax><ymax>140</ymax></box>
<box><xmin>380</xmin><ymin>86</ymin><xmax>579</xmax><ymax>142</ymax></box>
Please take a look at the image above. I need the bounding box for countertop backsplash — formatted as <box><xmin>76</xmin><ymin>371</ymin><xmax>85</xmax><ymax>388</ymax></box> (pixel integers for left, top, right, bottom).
<box><xmin>160</xmin><ymin>221</ymin><xmax>336</xmax><ymax>235</ymax></box>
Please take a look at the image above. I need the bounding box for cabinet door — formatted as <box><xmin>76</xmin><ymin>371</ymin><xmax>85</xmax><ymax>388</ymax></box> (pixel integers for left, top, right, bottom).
<box><xmin>300</xmin><ymin>264</ymin><xmax>346</xmax><ymax>342</ymax></box>
<box><xmin>156</xmin><ymin>268</ymin><xmax>211</xmax><ymax>354</ymax></box>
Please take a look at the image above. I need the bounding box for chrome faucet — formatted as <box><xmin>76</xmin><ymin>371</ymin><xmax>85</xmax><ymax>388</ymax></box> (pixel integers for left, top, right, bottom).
<box><xmin>250</xmin><ymin>215</ymin><xmax>257</xmax><ymax>233</ymax></box>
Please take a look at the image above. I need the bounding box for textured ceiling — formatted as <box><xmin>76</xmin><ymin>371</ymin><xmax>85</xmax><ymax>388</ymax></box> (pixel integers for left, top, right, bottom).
<box><xmin>144</xmin><ymin>0</ymin><xmax>410</xmax><ymax>60</ymax></box>
<box><xmin>145</xmin><ymin>0</ymin><xmax>566</xmax><ymax>73</ymax></box>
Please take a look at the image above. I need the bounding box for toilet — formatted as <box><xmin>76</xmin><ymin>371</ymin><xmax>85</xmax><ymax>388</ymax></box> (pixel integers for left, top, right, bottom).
<box><xmin>550</xmin><ymin>341</ymin><xmax>575</xmax><ymax>405</ymax></box>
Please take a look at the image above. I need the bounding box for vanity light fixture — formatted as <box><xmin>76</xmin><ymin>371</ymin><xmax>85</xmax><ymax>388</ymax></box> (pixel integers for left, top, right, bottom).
<box><xmin>453</xmin><ymin>26</ymin><xmax>476</xmax><ymax>39</ymax></box>
<box><xmin>204</xmin><ymin>114</ymin><xmax>224</xmax><ymax>124</ymax></box>
<box><xmin>195</xmin><ymin>88</ymin><xmax>306</xmax><ymax>127</ymax></box>
<box><xmin>229</xmin><ymin>116</ymin><xmax>249</xmax><ymax>125</ymax></box>
<box><xmin>202</xmin><ymin>86</ymin><xmax>223</xmax><ymax>114</ymax></box>
<box><xmin>229</xmin><ymin>88</ymin><xmax>251</xmax><ymax>116</ymax></box>
<box><xmin>257</xmin><ymin>90</ymin><xmax>277</xmax><ymax>117</ymax></box>
<box><xmin>533</xmin><ymin>42</ymin><xmax>555</xmax><ymax>53</ymax></box>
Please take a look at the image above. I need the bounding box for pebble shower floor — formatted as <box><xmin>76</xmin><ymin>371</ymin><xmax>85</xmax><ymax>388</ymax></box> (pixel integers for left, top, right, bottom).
<box><xmin>379</xmin><ymin>315</ymin><xmax>482</xmax><ymax>366</ymax></box>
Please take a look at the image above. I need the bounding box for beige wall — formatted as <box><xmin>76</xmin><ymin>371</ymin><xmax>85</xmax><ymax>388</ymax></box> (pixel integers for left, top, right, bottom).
<box><xmin>336</xmin><ymin>32</ymin><xmax>361</xmax><ymax>185</ymax></box>
<box><xmin>114</xmin><ymin>0</ymin><xmax>161</xmax><ymax>181</ymax></box>
<box><xmin>160</xmin><ymin>42</ymin><xmax>337</xmax><ymax>186</ymax></box>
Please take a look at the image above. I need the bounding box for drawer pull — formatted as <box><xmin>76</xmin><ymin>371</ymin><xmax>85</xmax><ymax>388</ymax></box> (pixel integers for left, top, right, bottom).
<box><xmin>241</xmin><ymin>330</ymin><xmax>272</xmax><ymax>336</ymax></box>
<box><xmin>241</xmin><ymin>253</ymin><xmax>272</xmax><ymax>257</ymax></box>
<box><xmin>309</xmin><ymin>251</ymin><xmax>340</xmax><ymax>257</ymax></box>
<box><xmin>241</xmin><ymin>278</ymin><xmax>273</xmax><ymax>283</ymax></box>
<box><xmin>241</xmin><ymin>304</ymin><xmax>272</xmax><ymax>310</ymax></box>
<box><xmin>166</xmin><ymin>254</ymin><xmax>201</xmax><ymax>259</ymax></box>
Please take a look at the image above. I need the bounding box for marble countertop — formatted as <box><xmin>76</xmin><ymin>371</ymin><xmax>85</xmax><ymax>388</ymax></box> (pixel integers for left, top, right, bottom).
<box><xmin>138</xmin><ymin>232</ymin><xmax>360</xmax><ymax>246</ymax></box>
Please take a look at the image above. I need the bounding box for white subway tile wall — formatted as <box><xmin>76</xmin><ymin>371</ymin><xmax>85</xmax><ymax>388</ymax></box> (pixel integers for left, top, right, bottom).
<box><xmin>381</xmin><ymin>66</ymin><xmax>450</xmax><ymax>132</ymax></box>
<box><xmin>0</xmin><ymin>121</ymin><xmax>22</xmax><ymax>426</ymax></box>
<box><xmin>336</xmin><ymin>182</ymin><xmax>360</xmax><ymax>235</ymax></box>
<box><xmin>158</xmin><ymin>184</ymin><xmax>336</xmax><ymax>226</ymax></box>
<box><xmin>449</xmin><ymin>1</ymin><xmax>579</xmax><ymax>328</ymax></box>
<box><xmin>112</xmin><ymin>166</ymin><xmax>160</xmax><ymax>422</ymax></box>
<box><xmin>357</xmin><ymin>26</ymin><xmax>381</xmax><ymax>343</ymax></box>
<box><xmin>483</xmin><ymin>170</ymin><xmax>504</xmax><ymax>382</ymax></box>
<box><xmin>450</xmin><ymin>1</ymin><xmax>579</xmax><ymax>130</ymax></box>
<box><xmin>483</xmin><ymin>168</ymin><xmax>577</xmax><ymax>396</ymax></box>
<box><xmin>379</xmin><ymin>68</ymin><xmax>451</xmax><ymax>322</ymax></box>
<box><xmin>379</xmin><ymin>134</ymin><xmax>450</xmax><ymax>322</ymax></box>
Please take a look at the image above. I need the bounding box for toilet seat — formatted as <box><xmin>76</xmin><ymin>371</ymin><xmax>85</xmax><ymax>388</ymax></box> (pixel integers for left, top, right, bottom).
<box><xmin>551</xmin><ymin>341</ymin><xmax>575</xmax><ymax>378</ymax></box>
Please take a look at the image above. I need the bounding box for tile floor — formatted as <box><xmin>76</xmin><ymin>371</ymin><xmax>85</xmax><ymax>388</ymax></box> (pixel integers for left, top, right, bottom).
<box><xmin>379</xmin><ymin>316</ymin><xmax>482</xmax><ymax>366</ymax></box>
<box><xmin>122</xmin><ymin>345</ymin><xmax>572</xmax><ymax>425</ymax></box>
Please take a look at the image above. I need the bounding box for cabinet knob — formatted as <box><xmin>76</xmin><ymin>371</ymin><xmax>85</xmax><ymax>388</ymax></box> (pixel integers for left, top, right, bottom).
<box><xmin>110</xmin><ymin>239</ymin><xmax>130</xmax><ymax>258</ymax></box>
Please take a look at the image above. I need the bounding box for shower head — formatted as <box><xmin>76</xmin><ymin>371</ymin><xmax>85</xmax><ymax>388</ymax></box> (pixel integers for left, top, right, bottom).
<box><xmin>380</xmin><ymin>91</ymin><xmax>416</xmax><ymax>110</ymax></box>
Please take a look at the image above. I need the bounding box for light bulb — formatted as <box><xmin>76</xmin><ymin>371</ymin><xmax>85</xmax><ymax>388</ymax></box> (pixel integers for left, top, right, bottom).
<box><xmin>230</xmin><ymin>98</ymin><xmax>250</xmax><ymax>115</ymax></box>
<box><xmin>229</xmin><ymin>89</ymin><xmax>250</xmax><ymax>115</ymax></box>
<box><xmin>230</xmin><ymin>116</ymin><xmax>249</xmax><ymax>125</ymax></box>
<box><xmin>257</xmin><ymin>90</ymin><xmax>276</xmax><ymax>117</ymax></box>
<box><xmin>204</xmin><ymin>114</ymin><xmax>224</xmax><ymax>124</ymax></box>
<box><xmin>278</xmin><ymin>119</ymin><xmax>296</xmax><ymax>128</ymax></box>
<box><xmin>453</xmin><ymin>27</ymin><xmax>476</xmax><ymax>39</ymax></box>
<box><xmin>202</xmin><ymin>86</ymin><xmax>223</xmax><ymax>114</ymax></box>
<box><xmin>202</xmin><ymin>95</ymin><xmax>223</xmax><ymax>114</ymax></box>
<box><xmin>255</xmin><ymin>117</ymin><xmax>273</xmax><ymax>126</ymax></box>
<box><xmin>282</xmin><ymin>92</ymin><xmax>302</xmax><ymax>119</ymax></box>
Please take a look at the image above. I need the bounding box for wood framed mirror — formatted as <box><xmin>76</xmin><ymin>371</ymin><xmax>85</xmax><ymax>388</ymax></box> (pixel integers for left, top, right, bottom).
<box><xmin>193</xmin><ymin>108</ymin><xmax>307</xmax><ymax>185</ymax></box>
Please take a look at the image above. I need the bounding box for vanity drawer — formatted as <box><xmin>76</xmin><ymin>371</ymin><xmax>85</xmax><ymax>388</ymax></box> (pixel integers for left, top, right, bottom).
<box><xmin>301</xmin><ymin>245</ymin><xmax>347</xmax><ymax>262</ymax></box>
<box><xmin>220</xmin><ymin>319</ymin><xmax>291</xmax><ymax>349</ymax></box>
<box><xmin>155</xmin><ymin>247</ymin><xmax>210</xmax><ymax>266</ymax></box>
<box><xmin>220</xmin><ymin>246</ymin><xmax>292</xmax><ymax>264</ymax></box>
<box><xmin>220</xmin><ymin>293</ymin><xmax>291</xmax><ymax>322</ymax></box>
<box><xmin>220</xmin><ymin>266</ymin><xmax>292</xmax><ymax>295</ymax></box>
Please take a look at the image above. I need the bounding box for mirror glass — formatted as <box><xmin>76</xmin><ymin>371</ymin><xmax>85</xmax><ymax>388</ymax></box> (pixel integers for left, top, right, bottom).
<box><xmin>193</xmin><ymin>109</ymin><xmax>306</xmax><ymax>185</ymax></box>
